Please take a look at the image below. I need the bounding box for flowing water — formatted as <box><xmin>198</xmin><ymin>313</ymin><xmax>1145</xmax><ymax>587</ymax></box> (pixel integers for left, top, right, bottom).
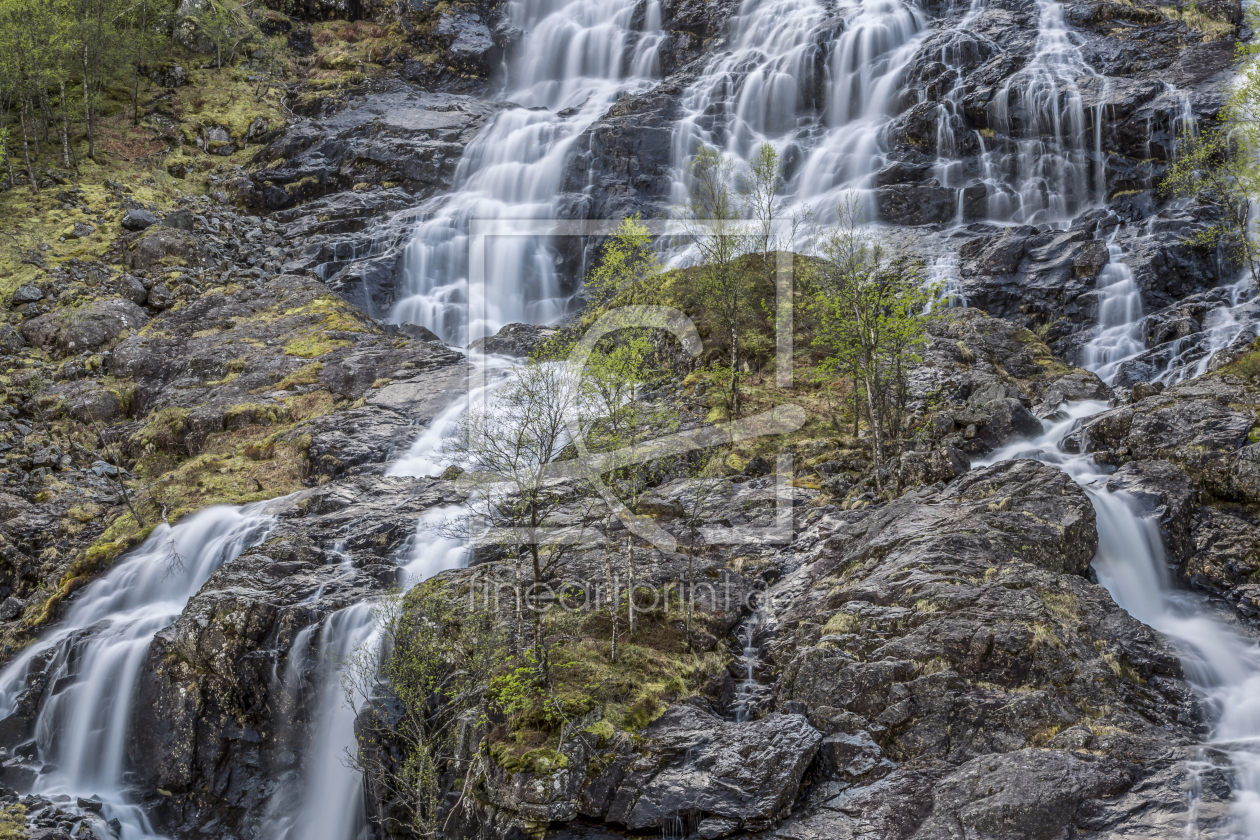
<box><xmin>982</xmin><ymin>243</ymin><xmax>1260</xmax><ymax>833</ymax></box>
<box><xmin>388</xmin><ymin>0</ymin><xmax>665</xmax><ymax>344</ymax></box>
<box><xmin>8</xmin><ymin>0</ymin><xmax>1260</xmax><ymax>834</ymax></box>
<box><xmin>262</xmin><ymin>350</ymin><xmax>506</xmax><ymax>840</ymax></box>
<box><xmin>0</xmin><ymin>505</ymin><xmax>277</xmax><ymax>839</ymax></box>
<box><xmin>1079</xmin><ymin>234</ymin><xmax>1145</xmax><ymax>382</ymax></box>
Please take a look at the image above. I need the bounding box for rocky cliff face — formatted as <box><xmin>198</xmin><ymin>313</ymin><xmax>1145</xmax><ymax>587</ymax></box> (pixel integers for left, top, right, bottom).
<box><xmin>1</xmin><ymin>0</ymin><xmax>1259</xmax><ymax>834</ymax></box>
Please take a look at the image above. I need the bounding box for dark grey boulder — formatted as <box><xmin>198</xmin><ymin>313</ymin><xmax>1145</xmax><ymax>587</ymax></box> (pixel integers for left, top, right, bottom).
<box><xmin>21</xmin><ymin>299</ymin><xmax>149</xmax><ymax>356</ymax></box>
<box><xmin>111</xmin><ymin>273</ymin><xmax>149</xmax><ymax>306</ymax></box>
<box><xmin>602</xmin><ymin>705</ymin><xmax>822</xmax><ymax>833</ymax></box>
<box><xmin>10</xmin><ymin>284</ymin><xmax>43</xmax><ymax>305</ymax></box>
<box><xmin>468</xmin><ymin>323</ymin><xmax>557</xmax><ymax>357</ymax></box>
<box><xmin>121</xmin><ymin>208</ymin><xmax>158</xmax><ymax>231</ymax></box>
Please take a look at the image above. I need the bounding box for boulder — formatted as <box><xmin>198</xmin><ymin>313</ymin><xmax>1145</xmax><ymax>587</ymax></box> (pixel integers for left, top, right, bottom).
<box><xmin>597</xmin><ymin>705</ymin><xmax>822</xmax><ymax>833</ymax></box>
<box><xmin>899</xmin><ymin>446</ymin><xmax>970</xmax><ymax>487</ymax></box>
<box><xmin>21</xmin><ymin>299</ymin><xmax>149</xmax><ymax>356</ymax></box>
<box><xmin>0</xmin><ymin>324</ymin><xmax>26</xmax><ymax>353</ymax></box>
<box><xmin>10</xmin><ymin>284</ymin><xmax>43</xmax><ymax>305</ymax></box>
<box><xmin>121</xmin><ymin>208</ymin><xmax>158</xmax><ymax>231</ymax></box>
<box><xmin>150</xmin><ymin>64</ymin><xmax>188</xmax><ymax>88</ymax></box>
<box><xmin>125</xmin><ymin>228</ymin><xmax>204</xmax><ymax>271</ymax></box>
<box><xmin>111</xmin><ymin>273</ymin><xmax>149</xmax><ymax>306</ymax></box>
<box><xmin>467</xmin><ymin>322</ymin><xmax>557</xmax><ymax>357</ymax></box>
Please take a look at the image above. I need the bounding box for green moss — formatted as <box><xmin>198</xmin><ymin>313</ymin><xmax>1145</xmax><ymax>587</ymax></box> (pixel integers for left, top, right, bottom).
<box><xmin>284</xmin><ymin>335</ymin><xmax>352</xmax><ymax>357</ymax></box>
<box><xmin>273</xmin><ymin>362</ymin><xmax>324</xmax><ymax>390</ymax></box>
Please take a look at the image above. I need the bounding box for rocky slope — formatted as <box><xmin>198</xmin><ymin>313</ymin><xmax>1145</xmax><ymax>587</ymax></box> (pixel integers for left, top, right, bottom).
<box><xmin>1</xmin><ymin>0</ymin><xmax>1259</xmax><ymax>832</ymax></box>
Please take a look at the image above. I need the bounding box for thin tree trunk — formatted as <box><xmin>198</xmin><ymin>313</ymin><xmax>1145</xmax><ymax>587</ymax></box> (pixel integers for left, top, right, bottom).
<box><xmin>59</xmin><ymin>82</ymin><xmax>73</xmax><ymax>169</ymax></box>
<box><xmin>864</xmin><ymin>371</ymin><xmax>882</xmax><ymax>492</ymax></box>
<box><xmin>514</xmin><ymin>553</ymin><xmax>524</xmax><ymax>659</ymax></box>
<box><xmin>83</xmin><ymin>45</ymin><xmax>95</xmax><ymax>159</ymax></box>
<box><xmin>685</xmin><ymin>550</ymin><xmax>694</xmax><ymax>647</ymax></box>
<box><xmin>19</xmin><ymin>102</ymin><xmax>37</xmax><ymax>194</ymax></box>
<box><xmin>3</xmin><ymin>125</ymin><xmax>15</xmax><ymax>188</ymax></box>
<box><xmin>626</xmin><ymin>537</ymin><xmax>636</xmax><ymax>637</ymax></box>
<box><xmin>603</xmin><ymin>527</ymin><xmax>618</xmax><ymax>663</ymax></box>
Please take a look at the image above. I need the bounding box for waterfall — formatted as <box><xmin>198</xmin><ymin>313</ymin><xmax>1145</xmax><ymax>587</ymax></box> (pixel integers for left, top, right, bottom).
<box><xmin>731</xmin><ymin>607</ymin><xmax>771</xmax><ymax>723</ymax></box>
<box><xmin>978</xmin><ymin>0</ymin><xmax>1105</xmax><ymax>224</ymax></box>
<box><xmin>259</xmin><ymin>351</ymin><xmax>505</xmax><ymax>840</ymax></box>
<box><xmin>978</xmin><ymin>242</ymin><xmax>1260</xmax><ymax>835</ymax></box>
<box><xmin>1079</xmin><ymin>233</ymin><xmax>1144</xmax><ymax>381</ymax></box>
<box><xmin>1156</xmin><ymin>275</ymin><xmax>1260</xmax><ymax>386</ymax></box>
<box><xmin>388</xmin><ymin>0</ymin><xmax>665</xmax><ymax>344</ymax></box>
<box><xmin>0</xmin><ymin>505</ymin><xmax>276</xmax><ymax>840</ymax></box>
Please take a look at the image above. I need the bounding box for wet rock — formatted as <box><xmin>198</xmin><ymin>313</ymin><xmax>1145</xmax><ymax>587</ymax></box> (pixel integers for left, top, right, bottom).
<box><xmin>898</xmin><ymin>446</ymin><xmax>970</xmax><ymax>488</ymax></box>
<box><xmin>1105</xmin><ymin>459</ymin><xmax>1198</xmax><ymax>562</ymax></box>
<box><xmin>246</xmin><ymin>86</ymin><xmax>495</xmax><ymax>212</ymax></box>
<box><xmin>1032</xmin><ymin>370</ymin><xmax>1112</xmax><ymax>417</ymax></box>
<box><xmin>1066</xmin><ymin>377</ymin><xmax>1257</xmax><ymax>499</ymax></box>
<box><xmin>757</xmin><ymin>458</ymin><xmax>1213</xmax><ymax>839</ymax></box>
<box><xmin>875</xmin><ymin>181</ymin><xmax>955</xmax><ymax>226</ymax></box>
<box><xmin>912</xmin><ymin>749</ymin><xmax>1133</xmax><ymax>839</ymax></box>
<box><xmin>130</xmin><ymin>477</ymin><xmax>452</xmax><ymax>838</ymax></box>
<box><xmin>560</xmin><ymin>82</ymin><xmax>685</xmax><ymax>222</ymax></box>
<box><xmin>958</xmin><ymin>227</ymin><xmax>1102</xmax><ymax>326</ymax></box>
<box><xmin>434</xmin><ymin>9</ymin><xmax>496</xmax><ymax>73</ymax></box>
<box><xmin>10</xmin><ymin>284</ymin><xmax>43</xmax><ymax>305</ymax></box>
<box><xmin>468</xmin><ymin>322</ymin><xmax>558</xmax><ymax>357</ymax></box>
<box><xmin>398</xmin><ymin>323</ymin><xmax>442</xmax><ymax>343</ymax></box>
<box><xmin>596</xmin><ymin>705</ymin><xmax>822</xmax><ymax>833</ymax></box>
<box><xmin>121</xmin><ymin>209</ymin><xmax>158</xmax><ymax>231</ymax></box>
<box><xmin>21</xmin><ymin>299</ymin><xmax>149</xmax><ymax>357</ymax></box>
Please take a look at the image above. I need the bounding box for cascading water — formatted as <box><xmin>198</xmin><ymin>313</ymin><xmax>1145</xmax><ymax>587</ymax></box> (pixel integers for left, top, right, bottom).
<box><xmin>0</xmin><ymin>505</ymin><xmax>276</xmax><ymax>839</ymax></box>
<box><xmin>261</xmin><ymin>351</ymin><xmax>509</xmax><ymax>840</ymax></box>
<box><xmin>1079</xmin><ymin>233</ymin><xmax>1145</xmax><ymax>382</ymax></box>
<box><xmin>730</xmin><ymin>608</ymin><xmax>767</xmax><ymax>723</ymax></box>
<box><xmin>262</xmin><ymin>506</ymin><xmax>472</xmax><ymax>840</ymax></box>
<box><xmin>977</xmin><ymin>0</ymin><xmax>1105</xmax><ymax>223</ymax></box>
<box><xmin>981</xmin><ymin>241</ymin><xmax>1260</xmax><ymax>834</ymax></box>
<box><xmin>1156</xmin><ymin>275</ymin><xmax>1260</xmax><ymax>386</ymax></box>
<box><xmin>388</xmin><ymin>0</ymin><xmax>664</xmax><ymax>344</ymax></box>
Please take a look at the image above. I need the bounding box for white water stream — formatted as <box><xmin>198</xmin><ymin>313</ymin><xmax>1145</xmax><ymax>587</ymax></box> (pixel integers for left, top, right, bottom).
<box><xmin>985</xmin><ymin>243</ymin><xmax>1260</xmax><ymax>834</ymax></box>
<box><xmin>389</xmin><ymin>0</ymin><xmax>665</xmax><ymax>344</ymax></box>
<box><xmin>3</xmin><ymin>0</ymin><xmax>1257</xmax><ymax>834</ymax></box>
<box><xmin>0</xmin><ymin>505</ymin><xmax>277</xmax><ymax>839</ymax></box>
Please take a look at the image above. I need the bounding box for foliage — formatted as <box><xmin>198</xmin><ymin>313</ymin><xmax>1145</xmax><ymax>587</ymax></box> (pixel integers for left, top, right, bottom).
<box><xmin>1160</xmin><ymin>125</ymin><xmax>1260</xmax><ymax>284</ymax></box>
<box><xmin>347</xmin><ymin>583</ymin><xmax>505</xmax><ymax>840</ymax></box>
<box><xmin>444</xmin><ymin>359</ymin><xmax>598</xmax><ymax>672</ymax></box>
<box><xmin>807</xmin><ymin>194</ymin><xmax>937</xmax><ymax>491</ymax></box>
<box><xmin>584</xmin><ymin>214</ymin><xmax>663</xmax><ymax>309</ymax></box>
<box><xmin>1162</xmin><ymin>13</ymin><xmax>1260</xmax><ymax>283</ymax></box>
<box><xmin>0</xmin><ymin>804</ymin><xmax>25</xmax><ymax>840</ymax></box>
<box><xmin>680</xmin><ymin>145</ymin><xmax>755</xmax><ymax>417</ymax></box>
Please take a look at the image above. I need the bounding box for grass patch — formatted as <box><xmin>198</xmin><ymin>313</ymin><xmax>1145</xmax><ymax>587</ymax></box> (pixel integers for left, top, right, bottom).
<box><xmin>1040</xmin><ymin>590</ymin><xmax>1080</xmax><ymax>623</ymax></box>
